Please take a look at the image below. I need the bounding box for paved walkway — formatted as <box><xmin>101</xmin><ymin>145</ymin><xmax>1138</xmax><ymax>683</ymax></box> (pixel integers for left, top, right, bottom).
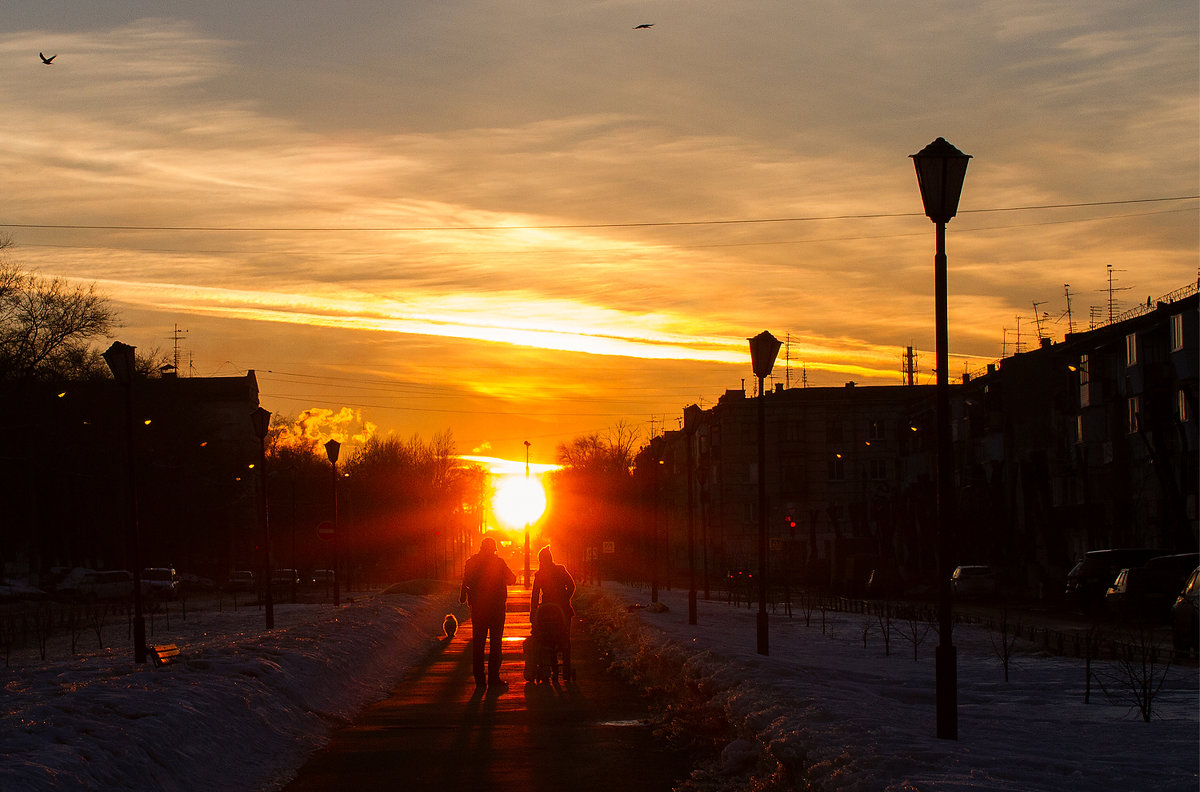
<box><xmin>281</xmin><ymin>585</ymin><xmax>693</xmax><ymax>792</ymax></box>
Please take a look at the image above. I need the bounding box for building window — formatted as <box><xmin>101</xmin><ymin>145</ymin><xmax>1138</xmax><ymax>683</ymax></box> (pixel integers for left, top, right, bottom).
<box><xmin>826</xmin><ymin>420</ymin><xmax>843</xmax><ymax>443</ymax></box>
<box><xmin>868</xmin><ymin>458</ymin><xmax>888</xmax><ymax>480</ymax></box>
<box><xmin>1171</xmin><ymin>314</ymin><xmax>1185</xmax><ymax>352</ymax></box>
<box><xmin>1180</xmin><ymin>389</ymin><xmax>1191</xmax><ymax>423</ymax></box>
<box><xmin>1128</xmin><ymin>396</ymin><xmax>1140</xmax><ymax>434</ymax></box>
<box><xmin>1078</xmin><ymin>355</ymin><xmax>1089</xmax><ymax>386</ymax></box>
<box><xmin>828</xmin><ymin>454</ymin><xmax>845</xmax><ymax>481</ymax></box>
<box><xmin>1076</xmin><ymin>415</ymin><xmax>1084</xmax><ymax>444</ymax></box>
<box><xmin>1125</xmin><ymin>333</ymin><xmax>1138</xmax><ymax>366</ymax></box>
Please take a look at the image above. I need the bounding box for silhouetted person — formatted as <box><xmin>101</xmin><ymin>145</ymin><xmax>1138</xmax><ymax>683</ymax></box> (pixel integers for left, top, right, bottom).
<box><xmin>460</xmin><ymin>537</ymin><xmax>516</xmax><ymax>688</ymax></box>
<box><xmin>530</xmin><ymin>545</ymin><xmax>576</xmax><ymax>680</ymax></box>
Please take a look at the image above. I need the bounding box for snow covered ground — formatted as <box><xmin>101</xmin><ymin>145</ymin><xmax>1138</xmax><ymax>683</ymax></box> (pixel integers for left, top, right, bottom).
<box><xmin>0</xmin><ymin>581</ymin><xmax>1196</xmax><ymax>791</ymax></box>
<box><xmin>591</xmin><ymin>583</ymin><xmax>1199</xmax><ymax>792</ymax></box>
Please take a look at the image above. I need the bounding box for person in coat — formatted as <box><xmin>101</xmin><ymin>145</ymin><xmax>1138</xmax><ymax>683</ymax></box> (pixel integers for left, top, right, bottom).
<box><xmin>529</xmin><ymin>545</ymin><xmax>577</xmax><ymax>680</ymax></box>
<box><xmin>460</xmin><ymin>537</ymin><xmax>517</xmax><ymax>688</ymax></box>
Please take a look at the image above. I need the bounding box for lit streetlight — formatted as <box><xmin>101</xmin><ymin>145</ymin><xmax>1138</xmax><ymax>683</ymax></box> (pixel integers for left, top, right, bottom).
<box><xmin>103</xmin><ymin>341</ymin><xmax>147</xmax><ymax>664</ymax></box>
<box><xmin>324</xmin><ymin>439</ymin><xmax>341</xmax><ymax>607</ymax></box>
<box><xmin>748</xmin><ymin>330</ymin><xmax>781</xmax><ymax>656</ymax></box>
<box><xmin>911</xmin><ymin>136</ymin><xmax>971</xmax><ymax>741</ymax></box>
<box><xmin>251</xmin><ymin>407</ymin><xmax>273</xmax><ymax>630</ymax></box>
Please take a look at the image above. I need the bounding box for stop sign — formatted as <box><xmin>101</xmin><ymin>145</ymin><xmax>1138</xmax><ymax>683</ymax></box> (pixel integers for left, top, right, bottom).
<box><xmin>317</xmin><ymin>521</ymin><xmax>334</xmax><ymax>539</ymax></box>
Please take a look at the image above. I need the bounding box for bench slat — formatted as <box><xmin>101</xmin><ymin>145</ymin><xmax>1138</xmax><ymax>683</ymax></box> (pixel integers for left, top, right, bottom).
<box><xmin>150</xmin><ymin>644</ymin><xmax>181</xmax><ymax>666</ymax></box>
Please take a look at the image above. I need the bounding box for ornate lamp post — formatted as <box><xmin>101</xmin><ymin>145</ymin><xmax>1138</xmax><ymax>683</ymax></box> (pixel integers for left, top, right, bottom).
<box><xmin>748</xmin><ymin>330</ymin><xmax>781</xmax><ymax>656</ymax></box>
<box><xmin>251</xmin><ymin>407</ymin><xmax>273</xmax><ymax>630</ymax></box>
<box><xmin>103</xmin><ymin>341</ymin><xmax>147</xmax><ymax>664</ymax></box>
<box><xmin>911</xmin><ymin>136</ymin><xmax>970</xmax><ymax>740</ymax></box>
<box><xmin>324</xmin><ymin>439</ymin><xmax>341</xmax><ymax>607</ymax></box>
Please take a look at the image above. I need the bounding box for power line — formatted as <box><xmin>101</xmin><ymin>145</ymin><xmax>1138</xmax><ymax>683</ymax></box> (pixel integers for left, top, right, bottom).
<box><xmin>2</xmin><ymin>195</ymin><xmax>1194</xmax><ymax>234</ymax></box>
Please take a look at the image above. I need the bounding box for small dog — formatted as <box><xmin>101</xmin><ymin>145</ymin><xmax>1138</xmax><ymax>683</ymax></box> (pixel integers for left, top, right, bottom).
<box><xmin>443</xmin><ymin>613</ymin><xmax>459</xmax><ymax>638</ymax></box>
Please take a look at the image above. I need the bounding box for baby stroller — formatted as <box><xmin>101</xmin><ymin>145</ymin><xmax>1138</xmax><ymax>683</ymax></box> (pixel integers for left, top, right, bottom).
<box><xmin>523</xmin><ymin>603</ymin><xmax>572</xmax><ymax>683</ymax></box>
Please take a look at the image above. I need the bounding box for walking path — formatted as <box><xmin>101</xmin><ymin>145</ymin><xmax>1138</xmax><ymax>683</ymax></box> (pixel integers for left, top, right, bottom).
<box><xmin>281</xmin><ymin>585</ymin><xmax>693</xmax><ymax>792</ymax></box>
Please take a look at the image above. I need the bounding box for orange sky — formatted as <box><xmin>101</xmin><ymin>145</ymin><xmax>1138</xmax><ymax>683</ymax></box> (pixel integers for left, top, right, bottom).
<box><xmin>2</xmin><ymin>3</ymin><xmax>1196</xmax><ymax>464</ymax></box>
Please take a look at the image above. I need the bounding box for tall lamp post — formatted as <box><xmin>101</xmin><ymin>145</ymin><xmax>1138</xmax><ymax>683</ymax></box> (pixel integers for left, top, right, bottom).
<box><xmin>251</xmin><ymin>407</ymin><xmax>274</xmax><ymax>630</ymax></box>
<box><xmin>324</xmin><ymin>439</ymin><xmax>341</xmax><ymax>607</ymax></box>
<box><xmin>911</xmin><ymin>136</ymin><xmax>970</xmax><ymax>741</ymax></box>
<box><xmin>684</xmin><ymin>404</ymin><xmax>701</xmax><ymax>626</ymax></box>
<box><xmin>524</xmin><ymin>440</ymin><xmax>532</xmax><ymax>589</ymax></box>
<box><xmin>748</xmin><ymin>330</ymin><xmax>781</xmax><ymax>656</ymax></box>
<box><xmin>103</xmin><ymin>341</ymin><xmax>147</xmax><ymax>664</ymax></box>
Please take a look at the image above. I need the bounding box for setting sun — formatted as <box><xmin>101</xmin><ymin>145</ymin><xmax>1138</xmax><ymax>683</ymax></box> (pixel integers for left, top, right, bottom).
<box><xmin>492</xmin><ymin>475</ymin><xmax>547</xmax><ymax>528</ymax></box>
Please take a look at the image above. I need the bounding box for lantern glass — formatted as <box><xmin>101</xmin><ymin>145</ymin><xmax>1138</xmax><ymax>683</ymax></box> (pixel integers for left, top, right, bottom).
<box><xmin>911</xmin><ymin>138</ymin><xmax>971</xmax><ymax>222</ymax></box>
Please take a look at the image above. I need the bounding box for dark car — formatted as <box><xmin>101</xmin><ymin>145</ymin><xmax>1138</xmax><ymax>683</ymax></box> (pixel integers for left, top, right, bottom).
<box><xmin>224</xmin><ymin>570</ymin><xmax>256</xmax><ymax>592</ymax></box>
<box><xmin>1171</xmin><ymin>566</ymin><xmax>1199</xmax><ymax>659</ymax></box>
<box><xmin>951</xmin><ymin>565</ymin><xmax>998</xmax><ymax>598</ymax></box>
<box><xmin>1106</xmin><ymin>553</ymin><xmax>1199</xmax><ymax>623</ymax></box>
<box><xmin>1066</xmin><ymin>548</ymin><xmax>1173</xmax><ymax>613</ymax></box>
<box><xmin>309</xmin><ymin>569</ymin><xmax>335</xmax><ymax>588</ymax></box>
<box><xmin>271</xmin><ymin>569</ymin><xmax>301</xmax><ymax>587</ymax></box>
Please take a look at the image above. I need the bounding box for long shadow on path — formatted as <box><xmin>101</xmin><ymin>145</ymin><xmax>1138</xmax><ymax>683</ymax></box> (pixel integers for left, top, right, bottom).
<box><xmin>282</xmin><ymin>586</ymin><xmax>693</xmax><ymax>792</ymax></box>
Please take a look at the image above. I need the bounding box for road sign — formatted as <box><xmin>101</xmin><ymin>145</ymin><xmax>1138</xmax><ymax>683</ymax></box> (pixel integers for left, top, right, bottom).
<box><xmin>317</xmin><ymin>520</ymin><xmax>334</xmax><ymax>539</ymax></box>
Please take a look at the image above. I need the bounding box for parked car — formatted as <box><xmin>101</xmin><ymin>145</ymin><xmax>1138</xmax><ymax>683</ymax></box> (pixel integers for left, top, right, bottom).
<box><xmin>1105</xmin><ymin>553</ymin><xmax>1199</xmax><ymax>623</ymax></box>
<box><xmin>309</xmin><ymin>569</ymin><xmax>336</xmax><ymax>588</ymax></box>
<box><xmin>1065</xmin><ymin>548</ymin><xmax>1172</xmax><ymax>613</ymax></box>
<box><xmin>951</xmin><ymin>565</ymin><xmax>997</xmax><ymax>598</ymax></box>
<box><xmin>61</xmin><ymin>570</ymin><xmax>135</xmax><ymax>601</ymax></box>
<box><xmin>1171</xmin><ymin>566</ymin><xmax>1199</xmax><ymax>659</ymax></box>
<box><xmin>224</xmin><ymin>570</ymin><xmax>256</xmax><ymax>592</ymax></box>
<box><xmin>271</xmin><ymin>569</ymin><xmax>301</xmax><ymax>587</ymax></box>
<box><xmin>141</xmin><ymin>567</ymin><xmax>179</xmax><ymax>600</ymax></box>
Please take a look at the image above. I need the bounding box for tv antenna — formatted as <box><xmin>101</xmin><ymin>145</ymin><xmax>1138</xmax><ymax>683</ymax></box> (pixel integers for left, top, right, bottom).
<box><xmin>1063</xmin><ymin>284</ymin><xmax>1075</xmax><ymax>335</ymax></box>
<box><xmin>170</xmin><ymin>324</ymin><xmax>189</xmax><ymax>375</ymax></box>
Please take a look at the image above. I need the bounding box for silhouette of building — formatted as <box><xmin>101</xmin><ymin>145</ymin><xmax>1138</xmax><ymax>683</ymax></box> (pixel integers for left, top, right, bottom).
<box><xmin>648</xmin><ymin>288</ymin><xmax>1198</xmax><ymax>601</ymax></box>
<box><xmin>0</xmin><ymin>371</ymin><xmax>264</xmax><ymax>585</ymax></box>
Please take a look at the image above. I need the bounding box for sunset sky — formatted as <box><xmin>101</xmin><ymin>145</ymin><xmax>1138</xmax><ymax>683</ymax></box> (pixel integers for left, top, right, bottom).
<box><xmin>2</xmin><ymin>1</ymin><xmax>1196</xmax><ymax>464</ymax></box>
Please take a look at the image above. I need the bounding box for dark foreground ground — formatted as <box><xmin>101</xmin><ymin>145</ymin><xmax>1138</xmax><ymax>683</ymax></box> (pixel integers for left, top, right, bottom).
<box><xmin>281</xmin><ymin>585</ymin><xmax>695</xmax><ymax>792</ymax></box>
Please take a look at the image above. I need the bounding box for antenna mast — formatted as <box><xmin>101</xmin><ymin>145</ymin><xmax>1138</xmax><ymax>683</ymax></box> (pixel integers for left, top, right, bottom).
<box><xmin>1063</xmin><ymin>284</ymin><xmax>1074</xmax><ymax>335</ymax></box>
<box><xmin>785</xmin><ymin>332</ymin><xmax>791</xmax><ymax>389</ymax></box>
<box><xmin>170</xmin><ymin>324</ymin><xmax>189</xmax><ymax>374</ymax></box>
<box><xmin>902</xmin><ymin>345</ymin><xmax>918</xmax><ymax>386</ymax></box>
<box><xmin>1032</xmin><ymin>301</ymin><xmax>1047</xmax><ymax>341</ymax></box>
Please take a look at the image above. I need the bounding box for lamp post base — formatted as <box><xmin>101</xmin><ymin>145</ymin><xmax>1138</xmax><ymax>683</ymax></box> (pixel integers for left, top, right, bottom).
<box><xmin>936</xmin><ymin>642</ymin><xmax>958</xmax><ymax>739</ymax></box>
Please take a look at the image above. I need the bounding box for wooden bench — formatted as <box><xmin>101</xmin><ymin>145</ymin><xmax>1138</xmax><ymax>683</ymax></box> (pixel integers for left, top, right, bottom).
<box><xmin>149</xmin><ymin>644</ymin><xmax>181</xmax><ymax>667</ymax></box>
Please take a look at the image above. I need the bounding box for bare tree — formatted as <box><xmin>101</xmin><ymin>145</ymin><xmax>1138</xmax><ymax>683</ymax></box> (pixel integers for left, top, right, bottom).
<box><xmin>0</xmin><ymin>244</ymin><xmax>118</xmax><ymax>380</ymax></box>
<box><xmin>989</xmin><ymin>605</ymin><xmax>1023</xmax><ymax>682</ymax></box>
<box><xmin>1094</xmin><ymin>626</ymin><xmax>1174</xmax><ymax>723</ymax></box>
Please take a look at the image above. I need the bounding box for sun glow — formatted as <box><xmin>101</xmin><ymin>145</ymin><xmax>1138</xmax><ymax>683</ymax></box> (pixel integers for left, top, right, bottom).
<box><xmin>492</xmin><ymin>475</ymin><xmax>547</xmax><ymax>529</ymax></box>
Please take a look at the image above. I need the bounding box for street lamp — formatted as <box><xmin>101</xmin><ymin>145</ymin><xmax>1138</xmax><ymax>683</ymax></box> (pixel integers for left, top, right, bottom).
<box><xmin>684</xmin><ymin>404</ymin><xmax>702</xmax><ymax>626</ymax></box>
<box><xmin>911</xmin><ymin>136</ymin><xmax>970</xmax><ymax>741</ymax></box>
<box><xmin>251</xmin><ymin>407</ymin><xmax>273</xmax><ymax>630</ymax></box>
<box><xmin>102</xmin><ymin>341</ymin><xmax>147</xmax><ymax>664</ymax></box>
<box><xmin>524</xmin><ymin>440</ymin><xmax>532</xmax><ymax>589</ymax></box>
<box><xmin>324</xmin><ymin>439</ymin><xmax>341</xmax><ymax>607</ymax></box>
<box><xmin>748</xmin><ymin>330</ymin><xmax>781</xmax><ymax>656</ymax></box>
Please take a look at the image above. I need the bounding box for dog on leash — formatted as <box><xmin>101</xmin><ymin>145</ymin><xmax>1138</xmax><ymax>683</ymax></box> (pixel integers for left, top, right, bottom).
<box><xmin>443</xmin><ymin>613</ymin><xmax>459</xmax><ymax>638</ymax></box>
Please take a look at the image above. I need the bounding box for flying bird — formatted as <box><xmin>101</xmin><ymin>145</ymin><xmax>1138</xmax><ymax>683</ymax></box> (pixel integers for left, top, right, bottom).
<box><xmin>39</xmin><ymin>52</ymin><xmax>56</xmax><ymax>64</ymax></box>
<box><xmin>633</xmin><ymin>23</ymin><xmax>654</xmax><ymax>29</ymax></box>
